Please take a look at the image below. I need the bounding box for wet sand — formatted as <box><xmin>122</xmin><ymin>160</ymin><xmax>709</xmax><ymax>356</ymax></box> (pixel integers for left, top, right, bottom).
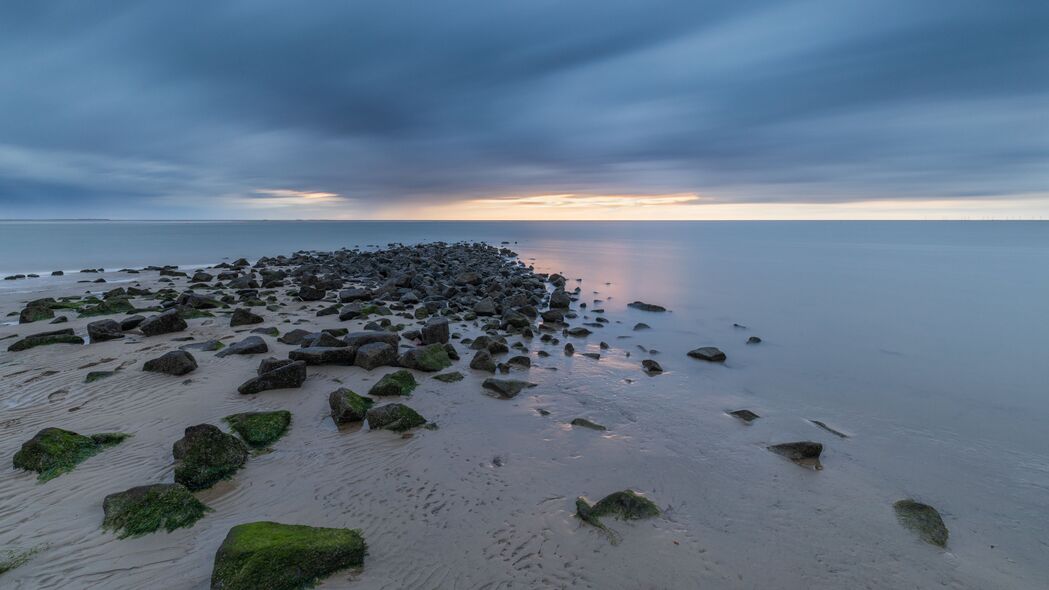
<box><xmin>0</xmin><ymin>245</ymin><xmax>1037</xmax><ymax>589</ymax></box>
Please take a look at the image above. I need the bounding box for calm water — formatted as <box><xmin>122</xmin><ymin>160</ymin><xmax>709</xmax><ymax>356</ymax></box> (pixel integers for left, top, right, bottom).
<box><xmin>2</xmin><ymin>220</ymin><xmax>1048</xmax><ymax>583</ymax></box>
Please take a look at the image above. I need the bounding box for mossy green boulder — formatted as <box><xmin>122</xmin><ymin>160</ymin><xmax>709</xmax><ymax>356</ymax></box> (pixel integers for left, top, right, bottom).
<box><xmin>172</xmin><ymin>424</ymin><xmax>249</xmax><ymax>490</ymax></box>
<box><xmin>894</xmin><ymin>499</ymin><xmax>948</xmax><ymax>547</ymax></box>
<box><xmin>7</xmin><ymin>329</ymin><xmax>85</xmax><ymax>352</ymax></box>
<box><xmin>576</xmin><ymin>490</ymin><xmax>660</xmax><ymax>544</ymax></box>
<box><xmin>13</xmin><ymin>427</ymin><xmax>130</xmax><ymax>481</ymax></box>
<box><xmin>19</xmin><ymin>303</ymin><xmax>54</xmax><ymax>324</ymax></box>
<box><xmin>432</xmin><ymin>371</ymin><xmax>463</xmax><ymax>383</ymax></box>
<box><xmin>224</xmin><ymin>411</ymin><xmax>291</xmax><ymax>448</ymax></box>
<box><xmin>102</xmin><ymin>483</ymin><xmax>210</xmax><ymax>538</ymax></box>
<box><xmin>210</xmin><ymin>521</ymin><xmax>366</xmax><ymax>590</ymax></box>
<box><xmin>398</xmin><ymin>343</ymin><xmax>452</xmax><ymax>372</ymax></box>
<box><xmin>368</xmin><ymin>370</ymin><xmax>417</xmax><ymax>397</ymax></box>
<box><xmin>78</xmin><ymin>298</ymin><xmax>136</xmax><ymax>318</ymax></box>
<box><xmin>366</xmin><ymin>403</ymin><xmax>427</xmax><ymax>432</ymax></box>
<box><xmin>328</xmin><ymin>388</ymin><xmax>374</xmax><ymax>424</ymax></box>
<box><xmin>0</xmin><ymin>546</ymin><xmax>42</xmax><ymax>575</ymax></box>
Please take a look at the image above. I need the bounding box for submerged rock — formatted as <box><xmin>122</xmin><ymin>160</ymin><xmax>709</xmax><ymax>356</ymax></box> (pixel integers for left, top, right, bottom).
<box><xmin>632</xmin><ymin>322</ymin><xmax>651</xmax><ymax>331</ymax></box>
<box><xmin>481</xmin><ymin>378</ymin><xmax>535</xmax><ymax>399</ymax></box>
<box><xmin>172</xmin><ymin>424</ymin><xmax>249</xmax><ymax>490</ymax></box>
<box><xmin>210</xmin><ymin>521</ymin><xmax>366</xmax><ymax>590</ymax></box>
<box><xmin>7</xmin><ymin>328</ymin><xmax>84</xmax><ymax>352</ymax></box>
<box><xmin>893</xmin><ymin>499</ymin><xmax>949</xmax><ymax>547</ymax></box>
<box><xmin>767</xmin><ymin>441</ymin><xmax>823</xmax><ymax>469</ymax></box>
<box><xmin>368</xmin><ymin>370</ymin><xmax>418</xmax><ymax>397</ymax></box>
<box><xmin>687</xmin><ymin>346</ymin><xmax>726</xmax><ymax>362</ymax></box>
<box><xmin>641</xmin><ymin>359</ymin><xmax>663</xmax><ymax>373</ymax></box>
<box><xmin>238</xmin><ymin>360</ymin><xmax>307</xmax><ymax>394</ymax></box>
<box><xmin>143</xmin><ymin>350</ymin><xmax>198</xmax><ymax>376</ymax></box>
<box><xmin>102</xmin><ymin>483</ymin><xmax>209</xmax><ymax>538</ymax></box>
<box><xmin>570</xmin><ymin>418</ymin><xmax>607</xmax><ymax>431</ymax></box>
<box><xmin>366</xmin><ymin>403</ymin><xmax>427</xmax><ymax>431</ymax></box>
<box><xmin>13</xmin><ymin>427</ymin><xmax>129</xmax><ymax>481</ymax></box>
<box><xmin>85</xmin><ymin>370</ymin><xmax>116</xmax><ymax>383</ymax></box>
<box><xmin>224</xmin><ymin>411</ymin><xmax>291</xmax><ymax>448</ymax></box>
<box><xmin>576</xmin><ymin>490</ymin><xmax>660</xmax><ymax>544</ymax></box>
<box><xmin>328</xmin><ymin>388</ymin><xmax>374</xmax><ymax>424</ymax></box>
<box><xmin>627</xmin><ymin>301</ymin><xmax>667</xmax><ymax>312</ymax></box>
<box><xmin>728</xmin><ymin>409</ymin><xmax>760</xmax><ymax>423</ymax></box>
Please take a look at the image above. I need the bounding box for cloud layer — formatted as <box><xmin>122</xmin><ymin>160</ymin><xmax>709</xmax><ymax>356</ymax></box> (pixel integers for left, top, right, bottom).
<box><xmin>1</xmin><ymin>1</ymin><xmax>1046</xmax><ymax>218</ymax></box>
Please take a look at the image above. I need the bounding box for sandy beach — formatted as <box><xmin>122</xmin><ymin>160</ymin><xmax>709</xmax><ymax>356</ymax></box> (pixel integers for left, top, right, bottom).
<box><xmin>0</xmin><ymin>241</ymin><xmax>1040</xmax><ymax>589</ymax></box>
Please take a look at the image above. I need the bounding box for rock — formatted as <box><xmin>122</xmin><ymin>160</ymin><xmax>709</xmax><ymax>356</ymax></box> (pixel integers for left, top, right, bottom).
<box><xmin>433</xmin><ymin>371</ymin><xmax>464</xmax><ymax>383</ymax></box>
<box><xmin>628</xmin><ymin>301</ymin><xmax>667</xmax><ymax>312</ymax></box>
<box><xmin>230</xmin><ymin>308</ymin><xmax>264</xmax><ymax>327</ymax></box>
<box><xmin>354</xmin><ymin>341</ymin><xmax>397</xmax><ymax>370</ymax></box>
<box><xmin>343</xmin><ymin>330</ymin><xmax>399</xmax><ymax>349</ymax></box>
<box><xmin>767</xmin><ymin>441</ymin><xmax>823</xmax><ymax>469</ymax></box>
<box><xmin>366</xmin><ymin>403</ymin><xmax>427</xmax><ymax>432</ymax></box>
<box><xmin>566</xmin><ymin>327</ymin><xmax>592</xmax><ymax>337</ymax></box>
<box><xmin>632</xmin><ymin>322</ymin><xmax>650</xmax><ymax>331</ymax></box>
<box><xmin>177</xmin><ymin>293</ymin><xmax>222</xmax><ymax>309</ymax></box>
<box><xmin>13</xmin><ymin>427</ymin><xmax>129</xmax><ymax>481</ymax></box>
<box><xmin>215</xmin><ymin>336</ymin><xmax>268</xmax><ymax>358</ymax></box>
<box><xmin>473</xmin><ymin>298</ymin><xmax>497</xmax><ymax>316</ymax></box>
<box><xmin>455</xmin><ymin>271</ymin><xmax>481</xmax><ymax>285</ymax></box>
<box><xmin>257</xmin><ymin>357</ymin><xmax>293</xmax><ymax>375</ymax></box>
<box><xmin>728</xmin><ymin>409</ymin><xmax>760</xmax><ymax>423</ymax></box>
<box><xmin>19</xmin><ymin>303</ymin><xmax>54</xmax><ymax>324</ymax></box>
<box><xmin>238</xmin><ymin>360</ymin><xmax>307</xmax><ymax>394</ymax></box>
<box><xmin>549</xmin><ymin>289</ymin><xmax>571</xmax><ymax>309</ymax></box>
<box><xmin>144</xmin><ymin>351</ymin><xmax>198</xmax><ymax>376</ymax></box>
<box><xmin>297</xmin><ymin>284</ymin><xmax>326</xmax><ymax>301</ymax></box>
<box><xmin>809</xmin><ymin>419</ymin><xmax>848</xmax><ymax>438</ymax></box>
<box><xmin>893</xmin><ymin>500</ymin><xmax>949</xmax><ymax>547</ymax></box>
<box><xmin>180</xmin><ymin>339</ymin><xmax>225</xmax><ymax>352</ymax></box>
<box><xmin>470</xmin><ymin>349</ymin><xmax>497</xmax><ymax>372</ymax></box>
<box><xmin>224</xmin><ymin>411</ymin><xmax>292</xmax><ymax>448</ymax></box>
<box><xmin>576</xmin><ymin>490</ymin><xmax>660</xmax><ymax>543</ymax></box>
<box><xmin>541</xmin><ymin>309</ymin><xmax>565</xmax><ymax>323</ymax></box>
<box><xmin>87</xmin><ymin>319</ymin><xmax>125</xmax><ymax>342</ymax></box>
<box><xmin>316</xmin><ymin>304</ymin><xmax>340</xmax><ymax>317</ymax></box>
<box><xmin>368</xmin><ymin>370</ymin><xmax>418</xmax><ymax>396</ymax></box>
<box><xmin>420</xmin><ymin>317</ymin><xmax>450</xmax><ymax>344</ymax></box>
<box><xmin>328</xmin><ymin>388</ymin><xmax>374</xmax><ymax>424</ymax></box>
<box><xmin>102</xmin><ymin>483</ymin><xmax>209</xmax><ymax>538</ymax></box>
<box><xmin>85</xmin><ymin>370</ymin><xmax>116</xmax><ymax>383</ymax></box>
<box><xmin>338</xmin><ymin>287</ymin><xmax>373</xmax><ymax>302</ymax></box>
<box><xmin>687</xmin><ymin>346</ymin><xmax>726</xmax><ymax>362</ymax></box>
<box><xmin>482</xmin><ymin>378</ymin><xmax>535</xmax><ymax>399</ymax></box>
<box><xmin>288</xmin><ymin>346</ymin><xmax>355</xmax><ymax>365</ymax></box>
<box><xmin>570</xmin><ymin>418</ymin><xmax>606</xmax><ymax>431</ymax></box>
<box><xmin>172</xmin><ymin>424</ymin><xmax>248</xmax><ymax>490</ymax></box>
<box><xmin>50</xmin><ymin>315</ymin><xmax>69</xmax><ymax>324</ymax></box>
<box><xmin>120</xmin><ymin>315</ymin><xmax>145</xmax><ymax>330</ymax></box>
<box><xmin>191</xmin><ymin>271</ymin><xmax>214</xmax><ymax>282</ymax></box>
<box><xmin>210</xmin><ymin>521</ymin><xmax>366</xmax><ymax>590</ymax></box>
<box><xmin>507</xmin><ymin>355</ymin><xmax>531</xmax><ymax>368</ymax></box>
<box><xmin>747</xmin><ymin>336</ymin><xmax>762</xmax><ymax>344</ymax></box>
<box><xmin>564</xmin><ymin>343</ymin><xmax>575</xmax><ymax>356</ymax></box>
<box><xmin>139</xmin><ymin>309</ymin><xmax>188</xmax><ymax>337</ymax></box>
<box><xmin>276</xmin><ymin>329</ymin><xmax>311</xmax><ymax>345</ymax></box>
<box><xmin>641</xmin><ymin>359</ymin><xmax>662</xmax><ymax>373</ymax></box>
<box><xmin>7</xmin><ymin>328</ymin><xmax>85</xmax><ymax>352</ymax></box>
<box><xmin>398</xmin><ymin>343</ymin><xmax>452</xmax><ymax>372</ymax></box>
<box><xmin>581</xmin><ymin>352</ymin><xmax>600</xmax><ymax>360</ymax></box>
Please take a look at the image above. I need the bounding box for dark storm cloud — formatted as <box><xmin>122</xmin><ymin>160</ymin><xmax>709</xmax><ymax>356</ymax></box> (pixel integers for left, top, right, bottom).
<box><xmin>0</xmin><ymin>0</ymin><xmax>1045</xmax><ymax>217</ymax></box>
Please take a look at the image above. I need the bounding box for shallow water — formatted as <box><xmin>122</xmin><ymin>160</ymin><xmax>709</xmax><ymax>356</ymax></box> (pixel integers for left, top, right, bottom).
<box><xmin>1</xmin><ymin>221</ymin><xmax>1047</xmax><ymax>588</ymax></box>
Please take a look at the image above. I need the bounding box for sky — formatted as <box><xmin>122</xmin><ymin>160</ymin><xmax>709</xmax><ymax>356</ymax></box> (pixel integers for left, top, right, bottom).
<box><xmin>0</xmin><ymin>1</ymin><xmax>1046</xmax><ymax>220</ymax></box>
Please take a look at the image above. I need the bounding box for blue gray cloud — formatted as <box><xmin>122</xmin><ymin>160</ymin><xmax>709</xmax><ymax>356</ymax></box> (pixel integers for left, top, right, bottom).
<box><xmin>0</xmin><ymin>0</ymin><xmax>1045</xmax><ymax>217</ymax></box>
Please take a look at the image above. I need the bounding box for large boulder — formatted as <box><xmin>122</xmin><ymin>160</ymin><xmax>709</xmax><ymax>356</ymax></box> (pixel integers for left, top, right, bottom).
<box><xmin>238</xmin><ymin>360</ymin><xmax>307</xmax><ymax>394</ymax></box>
<box><xmin>13</xmin><ymin>427</ymin><xmax>129</xmax><ymax>481</ymax></box>
<box><xmin>7</xmin><ymin>328</ymin><xmax>84</xmax><ymax>352</ymax></box>
<box><xmin>354</xmin><ymin>342</ymin><xmax>397</xmax><ymax>370</ymax></box>
<box><xmin>215</xmin><ymin>336</ymin><xmax>268</xmax><ymax>358</ymax></box>
<box><xmin>420</xmin><ymin>317</ymin><xmax>450</xmax><ymax>344</ymax></box>
<box><xmin>297</xmin><ymin>284</ymin><xmax>326</xmax><ymax>301</ymax></box>
<box><xmin>328</xmin><ymin>388</ymin><xmax>374</xmax><ymax>424</ymax></box>
<box><xmin>366</xmin><ymin>403</ymin><xmax>427</xmax><ymax>432</ymax></box>
<box><xmin>368</xmin><ymin>370</ymin><xmax>418</xmax><ymax>397</ymax></box>
<box><xmin>288</xmin><ymin>347</ymin><xmax>356</xmax><ymax>365</ymax></box>
<box><xmin>210</xmin><ymin>522</ymin><xmax>366</xmax><ymax>590</ymax></box>
<box><xmin>549</xmin><ymin>289</ymin><xmax>571</xmax><ymax>309</ymax></box>
<box><xmin>143</xmin><ymin>350</ymin><xmax>198</xmax><ymax>376</ymax></box>
<box><xmin>140</xmin><ymin>309</ymin><xmax>188</xmax><ymax>336</ymax></box>
<box><xmin>397</xmin><ymin>343</ymin><xmax>452</xmax><ymax>372</ymax></box>
<box><xmin>172</xmin><ymin>424</ymin><xmax>249</xmax><ymax>490</ymax></box>
<box><xmin>224</xmin><ymin>411</ymin><xmax>291</xmax><ymax>448</ymax></box>
<box><xmin>19</xmin><ymin>302</ymin><xmax>54</xmax><ymax>323</ymax></box>
<box><xmin>229</xmin><ymin>308</ymin><xmax>264</xmax><ymax>327</ymax></box>
<box><xmin>102</xmin><ymin>483</ymin><xmax>209</xmax><ymax>538</ymax></box>
<box><xmin>473</xmin><ymin>298</ymin><xmax>497</xmax><ymax>316</ymax></box>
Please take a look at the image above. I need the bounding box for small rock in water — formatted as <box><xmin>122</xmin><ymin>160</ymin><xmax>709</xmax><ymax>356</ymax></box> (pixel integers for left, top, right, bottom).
<box><xmin>641</xmin><ymin>359</ymin><xmax>663</xmax><ymax>373</ymax></box>
<box><xmin>893</xmin><ymin>499</ymin><xmax>949</xmax><ymax>547</ymax></box>
<box><xmin>687</xmin><ymin>346</ymin><xmax>726</xmax><ymax>362</ymax></box>
<box><xmin>570</xmin><ymin>418</ymin><xmax>607</xmax><ymax>431</ymax></box>
<box><xmin>809</xmin><ymin>419</ymin><xmax>848</xmax><ymax>438</ymax></box>
<box><xmin>747</xmin><ymin>336</ymin><xmax>762</xmax><ymax>344</ymax></box>
<box><xmin>576</xmin><ymin>490</ymin><xmax>660</xmax><ymax>544</ymax></box>
<box><xmin>627</xmin><ymin>301</ymin><xmax>667</xmax><ymax>312</ymax></box>
<box><xmin>767</xmin><ymin>441</ymin><xmax>823</xmax><ymax>469</ymax></box>
<box><xmin>580</xmin><ymin>352</ymin><xmax>600</xmax><ymax>360</ymax></box>
<box><xmin>728</xmin><ymin>409</ymin><xmax>760</xmax><ymax>423</ymax></box>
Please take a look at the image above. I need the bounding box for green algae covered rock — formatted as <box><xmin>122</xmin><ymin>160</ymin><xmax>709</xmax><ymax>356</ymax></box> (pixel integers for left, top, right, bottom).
<box><xmin>224</xmin><ymin>411</ymin><xmax>291</xmax><ymax>449</ymax></box>
<box><xmin>366</xmin><ymin>403</ymin><xmax>427</xmax><ymax>432</ymax></box>
<box><xmin>576</xmin><ymin>490</ymin><xmax>660</xmax><ymax>544</ymax></box>
<box><xmin>0</xmin><ymin>546</ymin><xmax>42</xmax><ymax>575</ymax></box>
<box><xmin>78</xmin><ymin>298</ymin><xmax>136</xmax><ymax>318</ymax></box>
<box><xmin>328</xmin><ymin>388</ymin><xmax>374</xmax><ymax>424</ymax></box>
<box><xmin>7</xmin><ymin>329</ymin><xmax>84</xmax><ymax>352</ymax></box>
<box><xmin>398</xmin><ymin>343</ymin><xmax>452</xmax><ymax>372</ymax></box>
<box><xmin>433</xmin><ymin>371</ymin><xmax>463</xmax><ymax>383</ymax></box>
<box><xmin>211</xmin><ymin>521</ymin><xmax>366</xmax><ymax>590</ymax></box>
<box><xmin>368</xmin><ymin>370</ymin><xmax>417</xmax><ymax>397</ymax></box>
<box><xmin>894</xmin><ymin>499</ymin><xmax>948</xmax><ymax>547</ymax></box>
<box><xmin>172</xmin><ymin>424</ymin><xmax>249</xmax><ymax>490</ymax></box>
<box><xmin>13</xmin><ymin>427</ymin><xmax>130</xmax><ymax>481</ymax></box>
<box><xmin>102</xmin><ymin>483</ymin><xmax>210</xmax><ymax>538</ymax></box>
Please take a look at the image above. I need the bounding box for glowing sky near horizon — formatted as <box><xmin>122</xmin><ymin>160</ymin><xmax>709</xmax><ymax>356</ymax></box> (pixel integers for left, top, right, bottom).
<box><xmin>0</xmin><ymin>1</ymin><xmax>1046</xmax><ymax>220</ymax></box>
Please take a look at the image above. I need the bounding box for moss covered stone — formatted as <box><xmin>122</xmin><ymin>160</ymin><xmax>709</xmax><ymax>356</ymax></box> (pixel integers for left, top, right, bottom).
<box><xmin>224</xmin><ymin>411</ymin><xmax>292</xmax><ymax>448</ymax></box>
<box><xmin>366</xmin><ymin>403</ymin><xmax>427</xmax><ymax>432</ymax></box>
<box><xmin>78</xmin><ymin>298</ymin><xmax>136</xmax><ymax>318</ymax></box>
<box><xmin>211</xmin><ymin>521</ymin><xmax>366</xmax><ymax>590</ymax></box>
<box><xmin>102</xmin><ymin>483</ymin><xmax>210</xmax><ymax>538</ymax></box>
<box><xmin>0</xmin><ymin>546</ymin><xmax>41</xmax><ymax>575</ymax></box>
<box><xmin>894</xmin><ymin>499</ymin><xmax>948</xmax><ymax>547</ymax></box>
<box><xmin>13</xmin><ymin>427</ymin><xmax>129</xmax><ymax>481</ymax></box>
<box><xmin>399</xmin><ymin>343</ymin><xmax>452</xmax><ymax>372</ymax></box>
<box><xmin>576</xmin><ymin>490</ymin><xmax>660</xmax><ymax>544</ymax></box>
<box><xmin>172</xmin><ymin>424</ymin><xmax>249</xmax><ymax>490</ymax></box>
<box><xmin>368</xmin><ymin>370</ymin><xmax>417</xmax><ymax>397</ymax></box>
<box><xmin>433</xmin><ymin>371</ymin><xmax>464</xmax><ymax>383</ymax></box>
<box><xmin>7</xmin><ymin>329</ymin><xmax>85</xmax><ymax>352</ymax></box>
<box><xmin>328</xmin><ymin>388</ymin><xmax>374</xmax><ymax>424</ymax></box>
<box><xmin>19</xmin><ymin>303</ymin><xmax>54</xmax><ymax>324</ymax></box>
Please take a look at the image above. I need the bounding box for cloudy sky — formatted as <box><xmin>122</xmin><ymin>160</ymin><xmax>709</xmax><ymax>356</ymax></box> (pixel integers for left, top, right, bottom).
<box><xmin>1</xmin><ymin>1</ymin><xmax>1046</xmax><ymax>219</ymax></box>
